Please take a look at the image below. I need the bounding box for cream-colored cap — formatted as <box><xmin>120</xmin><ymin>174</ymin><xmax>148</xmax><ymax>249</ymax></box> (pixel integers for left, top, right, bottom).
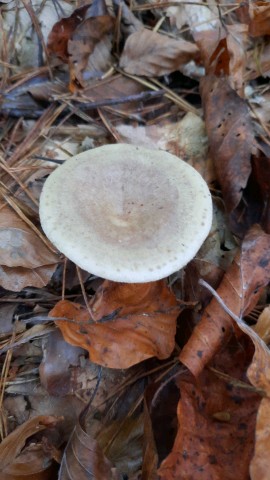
<box><xmin>39</xmin><ymin>144</ymin><xmax>212</xmax><ymax>283</ymax></box>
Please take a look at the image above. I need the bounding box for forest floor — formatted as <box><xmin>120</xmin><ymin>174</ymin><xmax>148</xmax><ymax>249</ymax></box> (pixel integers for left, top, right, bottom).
<box><xmin>1</xmin><ymin>0</ymin><xmax>270</xmax><ymax>479</ymax></box>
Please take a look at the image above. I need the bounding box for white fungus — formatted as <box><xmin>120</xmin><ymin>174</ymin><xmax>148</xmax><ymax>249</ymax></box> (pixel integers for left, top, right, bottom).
<box><xmin>39</xmin><ymin>144</ymin><xmax>212</xmax><ymax>282</ymax></box>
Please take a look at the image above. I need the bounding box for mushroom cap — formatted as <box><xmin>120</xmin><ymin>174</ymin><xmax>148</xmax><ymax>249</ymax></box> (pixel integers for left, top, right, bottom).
<box><xmin>39</xmin><ymin>144</ymin><xmax>212</xmax><ymax>283</ymax></box>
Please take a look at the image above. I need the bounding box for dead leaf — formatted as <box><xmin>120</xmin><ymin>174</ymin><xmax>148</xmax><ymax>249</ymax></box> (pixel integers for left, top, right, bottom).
<box><xmin>59</xmin><ymin>403</ymin><xmax>143</xmax><ymax>479</ymax></box>
<box><xmin>0</xmin><ymin>264</ymin><xmax>58</xmax><ymax>292</ymax></box>
<box><xmin>167</xmin><ymin>0</ymin><xmax>219</xmax><ymax>32</ymax></box>
<box><xmin>47</xmin><ymin>4</ymin><xmax>90</xmax><ymax>62</ymax></box>
<box><xmin>200</xmin><ymin>75</ymin><xmax>255</xmax><ymax>212</ymax></box>
<box><xmin>142</xmin><ymin>373</ymin><xmax>180</xmax><ymax>479</ymax></box>
<box><xmin>246</xmin><ymin>43</ymin><xmax>270</xmax><ymax>80</ymax></box>
<box><xmin>159</xmin><ymin>340</ymin><xmax>261</xmax><ymax>480</ymax></box>
<box><xmin>58</xmin><ymin>420</ymin><xmax>120</xmax><ymax>479</ymax></box>
<box><xmin>120</xmin><ymin>29</ymin><xmax>199</xmax><ymax>77</ymax></box>
<box><xmin>47</xmin><ymin>0</ymin><xmax>114</xmax><ymax>90</ymax></box>
<box><xmin>180</xmin><ymin>225</ymin><xmax>270</xmax><ymax>377</ymax></box>
<box><xmin>39</xmin><ymin>329</ymin><xmax>85</xmax><ymax>397</ymax></box>
<box><xmin>248</xmin><ymin>2</ymin><xmax>270</xmax><ymax>37</ymax></box>
<box><xmin>249</xmin><ymin>399</ymin><xmax>270</xmax><ymax>480</ymax></box>
<box><xmin>68</xmin><ymin>14</ymin><xmax>114</xmax><ymax>89</ymax></box>
<box><xmin>253</xmin><ymin>307</ymin><xmax>270</xmax><ymax>344</ymax></box>
<box><xmin>195</xmin><ymin>24</ymin><xmax>248</xmax><ymax>95</ymax></box>
<box><xmin>0</xmin><ymin>415</ymin><xmax>60</xmax><ymax>479</ymax></box>
<box><xmin>113</xmin><ymin>0</ymin><xmax>143</xmax><ymax>35</ymax></box>
<box><xmin>210</xmin><ymin>277</ymin><xmax>270</xmax><ymax>480</ymax></box>
<box><xmin>51</xmin><ymin>281</ymin><xmax>180</xmax><ymax>369</ymax></box>
<box><xmin>0</xmin><ymin>204</ymin><xmax>57</xmax><ymax>269</ymax></box>
<box><xmin>116</xmin><ymin>112</ymin><xmax>209</xmax><ymax>179</ymax></box>
<box><xmin>0</xmin><ymin>203</ymin><xmax>58</xmax><ymax>291</ymax></box>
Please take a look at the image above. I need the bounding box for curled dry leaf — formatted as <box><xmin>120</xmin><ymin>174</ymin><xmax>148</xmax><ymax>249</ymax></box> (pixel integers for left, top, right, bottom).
<box><xmin>0</xmin><ymin>415</ymin><xmax>60</xmax><ymax>479</ymax></box>
<box><xmin>50</xmin><ymin>281</ymin><xmax>180</xmax><ymax>369</ymax></box>
<box><xmin>120</xmin><ymin>29</ymin><xmax>199</xmax><ymax>77</ymax></box>
<box><xmin>180</xmin><ymin>225</ymin><xmax>270</xmax><ymax>377</ymax></box>
<box><xmin>59</xmin><ymin>420</ymin><xmax>120</xmax><ymax>480</ymax></box>
<box><xmin>200</xmin><ymin>75</ymin><xmax>255</xmax><ymax>213</ymax></box>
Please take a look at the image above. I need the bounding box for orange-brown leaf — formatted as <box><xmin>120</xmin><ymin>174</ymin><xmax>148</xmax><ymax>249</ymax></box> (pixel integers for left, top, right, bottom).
<box><xmin>159</xmin><ymin>343</ymin><xmax>261</xmax><ymax>480</ymax></box>
<box><xmin>51</xmin><ymin>281</ymin><xmax>180</xmax><ymax>369</ymax></box>
<box><xmin>249</xmin><ymin>2</ymin><xmax>270</xmax><ymax>37</ymax></box>
<box><xmin>179</xmin><ymin>225</ymin><xmax>270</xmax><ymax>377</ymax></box>
<box><xmin>120</xmin><ymin>29</ymin><xmax>199</xmax><ymax>77</ymax></box>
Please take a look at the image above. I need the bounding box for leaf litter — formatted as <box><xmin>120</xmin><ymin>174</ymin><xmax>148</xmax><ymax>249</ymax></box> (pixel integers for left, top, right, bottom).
<box><xmin>1</xmin><ymin>0</ymin><xmax>270</xmax><ymax>478</ymax></box>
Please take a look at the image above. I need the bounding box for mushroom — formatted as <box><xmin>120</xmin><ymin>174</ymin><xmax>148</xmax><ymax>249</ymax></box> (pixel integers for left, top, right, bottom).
<box><xmin>39</xmin><ymin>143</ymin><xmax>212</xmax><ymax>282</ymax></box>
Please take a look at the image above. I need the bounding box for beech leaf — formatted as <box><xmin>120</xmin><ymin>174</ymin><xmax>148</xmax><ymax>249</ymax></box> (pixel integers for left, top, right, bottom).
<box><xmin>50</xmin><ymin>280</ymin><xmax>181</xmax><ymax>369</ymax></box>
<box><xmin>120</xmin><ymin>29</ymin><xmax>199</xmax><ymax>77</ymax></box>
<box><xmin>200</xmin><ymin>75</ymin><xmax>255</xmax><ymax>213</ymax></box>
<box><xmin>159</xmin><ymin>346</ymin><xmax>261</xmax><ymax>480</ymax></box>
<box><xmin>180</xmin><ymin>225</ymin><xmax>270</xmax><ymax>377</ymax></box>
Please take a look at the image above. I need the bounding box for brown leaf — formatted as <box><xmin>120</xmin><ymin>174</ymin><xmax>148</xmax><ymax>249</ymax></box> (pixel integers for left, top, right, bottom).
<box><xmin>195</xmin><ymin>24</ymin><xmax>248</xmax><ymax>96</ymax></box>
<box><xmin>0</xmin><ymin>204</ymin><xmax>57</xmax><ymax>269</ymax></box>
<box><xmin>68</xmin><ymin>14</ymin><xmax>114</xmax><ymax>89</ymax></box>
<box><xmin>250</xmin><ymin>398</ymin><xmax>270</xmax><ymax>480</ymax></box>
<box><xmin>120</xmin><ymin>29</ymin><xmax>199</xmax><ymax>77</ymax></box>
<box><xmin>180</xmin><ymin>225</ymin><xmax>270</xmax><ymax>377</ymax></box>
<box><xmin>47</xmin><ymin>4</ymin><xmax>90</xmax><ymax>61</ymax></box>
<box><xmin>159</xmin><ymin>340</ymin><xmax>261</xmax><ymax>480</ymax></box>
<box><xmin>0</xmin><ymin>264</ymin><xmax>58</xmax><ymax>292</ymax></box>
<box><xmin>253</xmin><ymin>307</ymin><xmax>270</xmax><ymax>344</ymax></box>
<box><xmin>58</xmin><ymin>406</ymin><xmax>143</xmax><ymax>479</ymax></box>
<box><xmin>58</xmin><ymin>420</ymin><xmax>119</xmax><ymax>479</ymax></box>
<box><xmin>39</xmin><ymin>330</ymin><xmax>85</xmax><ymax>396</ymax></box>
<box><xmin>0</xmin><ymin>415</ymin><xmax>60</xmax><ymax>478</ymax></box>
<box><xmin>248</xmin><ymin>2</ymin><xmax>270</xmax><ymax>37</ymax></box>
<box><xmin>200</xmin><ymin>75</ymin><xmax>255</xmax><ymax>212</ymax></box>
<box><xmin>47</xmin><ymin>0</ymin><xmax>114</xmax><ymax>90</ymax></box>
<box><xmin>0</xmin><ymin>203</ymin><xmax>58</xmax><ymax>291</ymax></box>
<box><xmin>214</xmin><ymin>282</ymin><xmax>270</xmax><ymax>480</ymax></box>
<box><xmin>51</xmin><ymin>281</ymin><xmax>180</xmax><ymax>369</ymax></box>
<box><xmin>142</xmin><ymin>375</ymin><xmax>180</xmax><ymax>479</ymax></box>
